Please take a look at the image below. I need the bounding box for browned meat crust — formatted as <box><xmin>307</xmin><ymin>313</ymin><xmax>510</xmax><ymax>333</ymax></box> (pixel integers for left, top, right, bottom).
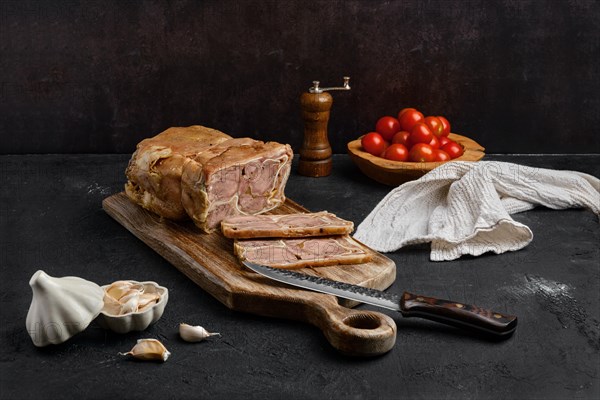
<box><xmin>125</xmin><ymin>125</ymin><xmax>231</xmax><ymax>220</ymax></box>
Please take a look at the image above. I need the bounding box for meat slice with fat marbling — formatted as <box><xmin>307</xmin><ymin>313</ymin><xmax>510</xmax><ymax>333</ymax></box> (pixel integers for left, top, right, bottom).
<box><xmin>234</xmin><ymin>235</ymin><xmax>371</xmax><ymax>269</ymax></box>
<box><xmin>221</xmin><ymin>212</ymin><xmax>354</xmax><ymax>239</ymax></box>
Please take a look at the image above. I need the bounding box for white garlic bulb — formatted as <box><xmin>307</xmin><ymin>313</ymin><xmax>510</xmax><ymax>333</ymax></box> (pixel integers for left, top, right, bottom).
<box><xmin>120</xmin><ymin>338</ymin><xmax>170</xmax><ymax>362</ymax></box>
<box><xmin>179</xmin><ymin>323</ymin><xmax>221</xmax><ymax>342</ymax></box>
<box><xmin>26</xmin><ymin>270</ymin><xmax>104</xmax><ymax>347</ymax></box>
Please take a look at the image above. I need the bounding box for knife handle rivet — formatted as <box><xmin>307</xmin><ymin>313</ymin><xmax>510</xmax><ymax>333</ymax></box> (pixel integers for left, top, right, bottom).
<box><xmin>493</xmin><ymin>313</ymin><xmax>502</xmax><ymax>319</ymax></box>
<box><xmin>416</xmin><ymin>297</ymin><xmax>424</xmax><ymax>302</ymax></box>
<box><xmin>455</xmin><ymin>303</ymin><xmax>464</xmax><ymax>308</ymax></box>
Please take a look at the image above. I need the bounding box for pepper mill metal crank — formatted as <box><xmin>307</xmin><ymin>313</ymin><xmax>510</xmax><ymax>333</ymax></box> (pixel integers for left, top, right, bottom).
<box><xmin>298</xmin><ymin>77</ymin><xmax>351</xmax><ymax>177</ymax></box>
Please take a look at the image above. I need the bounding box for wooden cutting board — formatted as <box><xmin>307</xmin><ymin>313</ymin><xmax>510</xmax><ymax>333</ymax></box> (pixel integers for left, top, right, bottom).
<box><xmin>102</xmin><ymin>193</ymin><xmax>397</xmax><ymax>356</ymax></box>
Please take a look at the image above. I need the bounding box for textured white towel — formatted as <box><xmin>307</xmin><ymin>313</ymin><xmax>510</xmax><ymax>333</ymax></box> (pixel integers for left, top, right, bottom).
<box><xmin>354</xmin><ymin>161</ymin><xmax>600</xmax><ymax>261</ymax></box>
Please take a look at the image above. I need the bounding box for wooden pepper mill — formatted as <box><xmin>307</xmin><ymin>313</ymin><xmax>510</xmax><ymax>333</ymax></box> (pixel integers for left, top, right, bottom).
<box><xmin>298</xmin><ymin>77</ymin><xmax>351</xmax><ymax>177</ymax></box>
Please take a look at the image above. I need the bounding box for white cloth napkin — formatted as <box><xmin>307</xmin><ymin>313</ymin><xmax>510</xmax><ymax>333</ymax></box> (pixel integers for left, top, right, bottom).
<box><xmin>353</xmin><ymin>161</ymin><xmax>600</xmax><ymax>261</ymax></box>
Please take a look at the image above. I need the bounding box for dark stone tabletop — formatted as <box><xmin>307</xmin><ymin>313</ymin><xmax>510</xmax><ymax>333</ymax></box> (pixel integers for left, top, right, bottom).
<box><xmin>1</xmin><ymin>154</ymin><xmax>598</xmax><ymax>400</ymax></box>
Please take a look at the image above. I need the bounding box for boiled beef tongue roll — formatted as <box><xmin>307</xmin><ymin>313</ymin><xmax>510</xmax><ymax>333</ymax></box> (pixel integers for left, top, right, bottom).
<box><xmin>124</xmin><ymin>125</ymin><xmax>293</xmax><ymax>232</ymax></box>
<box><xmin>221</xmin><ymin>212</ymin><xmax>354</xmax><ymax>239</ymax></box>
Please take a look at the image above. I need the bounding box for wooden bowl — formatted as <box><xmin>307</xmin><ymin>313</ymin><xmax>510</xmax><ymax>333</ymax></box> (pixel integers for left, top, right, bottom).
<box><xmin>347</xmin><ymin>133</ymin><xmax>485</xmax><ymax>186</ymax></box>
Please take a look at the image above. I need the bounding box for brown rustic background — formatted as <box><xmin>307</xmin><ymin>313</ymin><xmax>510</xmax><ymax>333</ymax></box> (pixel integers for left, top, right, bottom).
<box><xmin>1</xmin><ymin>0</ymin><xmax>599</xmax><ymax>154</ymax></box>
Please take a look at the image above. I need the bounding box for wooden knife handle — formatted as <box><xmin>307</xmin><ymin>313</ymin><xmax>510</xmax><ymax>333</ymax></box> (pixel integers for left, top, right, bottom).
<box><xmin>400</xmin><ymin>292</ymin><xmax>517</xmax><ymax>337</ymax></box>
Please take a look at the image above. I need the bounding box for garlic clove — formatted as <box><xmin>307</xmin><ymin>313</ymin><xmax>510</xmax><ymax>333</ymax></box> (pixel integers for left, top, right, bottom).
<box><xmin>105</xmin><ymin>281</ymin><xmax>134</xmax><ymax>301</ymax></box>
<box><xmin>119</xmin><ymin>295</ymin><xmax>139</xmax><ymax>315</ymax></box>
<box><xmin>137</xmin><ymin>293</ymin><xmax>160</xmax><ymax>311</ymax></box>
<box><xmin>128</xmin><ymin>282</ymin><xmax>145</xmax><ymax>294</ymax></box>
<box><xmin>120</xmin><ymin>338</ymin><xmax>170</xmax><ymax>362</ymax></box>
<box><xmin>119</xmin><ymin>288</ymin><xmax>143</xmax><ymax>303</ymax></box>
<box><xmin>101</xmin><ymin>293</ymin><xmax>123</xmax><ymax>316</ymax></box>
<box><xmin>179</xmin><ymin>323</ymin><xmax>221</xmax><ymax>343</ymax></box>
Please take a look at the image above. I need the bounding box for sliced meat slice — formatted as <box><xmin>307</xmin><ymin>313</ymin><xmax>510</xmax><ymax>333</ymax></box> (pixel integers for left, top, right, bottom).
<box><xmin>221</xmin><ymin>212</ymin><xmax>354</xmax><ymax>239</ymax></box>
<box><xmin>234</xmin><ymin>235</ymin><xmax>371</xmax><ymax>269</ymax></box>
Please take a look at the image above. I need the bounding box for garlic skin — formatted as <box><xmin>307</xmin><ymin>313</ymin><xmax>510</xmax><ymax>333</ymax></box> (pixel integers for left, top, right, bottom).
<box><xmin>179</xmin><ymin>323</ymin><xmax>221</xmax><ymax>342</ymax></box>
<box><xmin>26</xmin><ymin>270</ymin><xmax>104</xmax><ymax>347</ymax></box>
<box><xmin>120</xmin><ymin>339</ymin><xmax>170</xmax><ymax>362</ymax></box>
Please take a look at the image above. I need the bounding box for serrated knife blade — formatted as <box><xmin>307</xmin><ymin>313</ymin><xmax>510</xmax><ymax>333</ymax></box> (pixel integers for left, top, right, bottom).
<box><xmin>243</xmin><ymin>261</ymin><xmax>518</xmax><ymax>337</ymax></box>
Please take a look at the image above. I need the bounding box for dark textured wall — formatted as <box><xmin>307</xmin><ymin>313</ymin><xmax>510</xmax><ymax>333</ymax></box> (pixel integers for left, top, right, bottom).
<box><xmin>1</xmin><ymin>0</ymin><xmax>599</xmax><ymax>154</ymax></box>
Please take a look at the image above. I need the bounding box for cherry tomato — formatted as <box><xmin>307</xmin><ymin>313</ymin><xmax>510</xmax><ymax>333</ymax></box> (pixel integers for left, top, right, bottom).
<box><xmin>391</xmin><ymin>131</ymin><xmax>411</xmax><ymax>147</ymax></box>
<box><xmin>424</xmin><ymin>116</ymin><xmax>444</xmax><ymax>137</ymax></box>
<box><xmin>408</xmin><ymin>143</ymin><xmax>435</xmax><ymax>162</ymax></box>
<box><xmin>437</xmin><ymin>116</ymin><xmax>451</xmax><ymax>137</ymax></box>
<box><xmin>428</xmin><ymin>135</ymin><xmax>440</xmax><ymax>149</ymax></box>
<box><xmin>432</xmin><ymin>149</ymin><xmax>451</xmax><ymax>162</ymax></box>
<box><xmin>409</xmin><ymin>122</ymin><xmax>433</xmax><ymax>144</ymax></box>
<box><xmin>361</xmin><ymin>132</ymin><xmax>387</xmax><ymax>156</ymax></box>
<box><xmin>399</xmin><ymin>109</ymin><xmax>424</xmax><ymax>132</ymax></box>
<box><xmin>383</xmin><ymin>144</ymin><xmax>409</xmax><ymax>162</ymax></box>
<box><xmin>379</xmin><ymin>140</ymin><xmax>390</xmax><ymax>157</ymax></box>
<box><xmin>375</xmin><ymin>116</ymin><xmax>400</xmax><ymax>141</ymax></box>
<box><xmin>398</xmin><ymin>108</ymin><xmax>416</xmax><ymax>120</ymax></box>
<box><xmin>441</xmin><ymin>141</ymin><xmax>464</xmax><ymax>159</ymax></box>
<box><xmin>438</xmin><ymin>136</ymin><xmax>451</xmax><ymax>147</ymax></box>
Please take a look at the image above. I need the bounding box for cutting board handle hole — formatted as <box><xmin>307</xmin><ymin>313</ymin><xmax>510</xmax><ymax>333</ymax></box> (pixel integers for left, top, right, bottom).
<box><xmin>342</xmin><ymin>313</ymin><xmax>383</xmax><ymax>330</ymax></box>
